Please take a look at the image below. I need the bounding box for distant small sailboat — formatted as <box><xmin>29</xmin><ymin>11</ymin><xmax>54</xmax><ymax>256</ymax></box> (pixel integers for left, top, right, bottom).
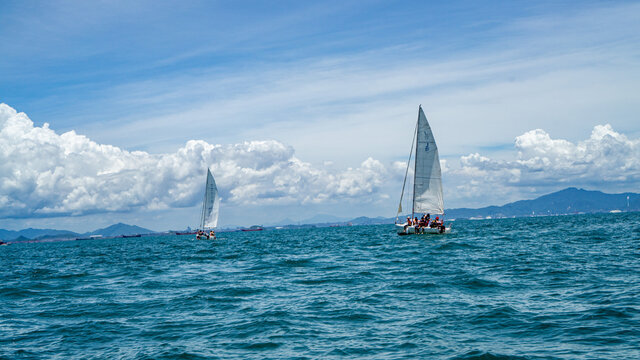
<box><xmin>395</xmin><ymin>106</ymin><xmax>451</xmax><ymax>235</ymax></box>
<box><xmin>197</xmin><ymin>168</ymin><xmax>220</xmax><ymax>240</ymax></box>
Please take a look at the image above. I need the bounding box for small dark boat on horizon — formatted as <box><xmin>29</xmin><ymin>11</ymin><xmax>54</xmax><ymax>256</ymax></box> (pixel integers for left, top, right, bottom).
<box><xmin>241</xmin><ymin>226</ymin><xmax>264</xmax><ymax>232</ymax></box>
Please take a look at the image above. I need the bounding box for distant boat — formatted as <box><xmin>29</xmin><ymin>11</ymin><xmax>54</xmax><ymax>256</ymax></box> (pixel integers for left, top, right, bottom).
<box><xmin>176</xmin><ymin>231</ymin><xmax>197</xmax><ymax>236</ymax></box>
<box><xmin>197</xmin><ymin>168</ymin><xmax>220</xmax><ymax>239</ymax></box>
<box><xmin>75</xmin><ymin>234</ymin><xmax>103</xmax><ymax>241</ymax></box>
<box><xmin>121</xmin><ymin>234</ymin><xmax>142</xmax><ymax>238</ymax></box>
<box><xmin>241</xmin><ymin>225</ymin><xmax>263</xmax><ymax>232</ymax></box>
<box><xmin>395</xmin><ymin>106</ymin><xmax>451</xmax><ymax>235</ymax></box>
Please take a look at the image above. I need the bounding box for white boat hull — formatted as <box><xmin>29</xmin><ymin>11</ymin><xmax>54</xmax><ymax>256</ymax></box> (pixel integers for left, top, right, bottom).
<box><xmin>396</xmin><ymin>223</ymin><xmax>451</xmax><ymax>235</ymax></box>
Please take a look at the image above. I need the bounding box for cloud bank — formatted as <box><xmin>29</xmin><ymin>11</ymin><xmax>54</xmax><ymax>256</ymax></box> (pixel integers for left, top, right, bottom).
<box><xmin>2</xmin><ymin>103</ymin><xmax>639</xmax><ymax>220</ymax></box>
<box><xmin>450</xmin><ymin>124</ymin><xmax>640</xmax><ymax>207</ymax></box>
<box><xmin>0</xmin><ymin>104</ymin><xmax>385</xmax><ymax>218</ymax></box>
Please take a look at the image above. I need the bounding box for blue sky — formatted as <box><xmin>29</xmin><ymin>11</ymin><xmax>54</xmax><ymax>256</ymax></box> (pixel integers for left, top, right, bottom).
<box><xmin>1</xmin><ymin>1</ymin><xmax>639</xmax><ymax>232</ymax></box>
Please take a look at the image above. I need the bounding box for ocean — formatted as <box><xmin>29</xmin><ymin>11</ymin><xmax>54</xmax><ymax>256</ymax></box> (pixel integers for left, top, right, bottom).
<box><xmin>1</xmin><ymin>212</ymin><xmax>639</xmax><ymax>359</ymax></box>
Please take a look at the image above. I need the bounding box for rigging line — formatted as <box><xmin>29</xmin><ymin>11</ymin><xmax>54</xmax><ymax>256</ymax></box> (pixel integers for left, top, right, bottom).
<box><xmin>395</xmin><ymin>117</ymin><xmax>419</xmax><ymax>224</ymax></box>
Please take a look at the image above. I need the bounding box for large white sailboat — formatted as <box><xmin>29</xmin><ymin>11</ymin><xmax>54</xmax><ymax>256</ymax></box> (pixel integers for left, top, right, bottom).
<box><xmin>395</xmin><ymin>106</ymin><xmax>451</xmax><ymax>235</ymax></box>
<box><xmin>197</xmin><ymin>168</ymin><xmax>220</xmax><ymax>239</ymax></box>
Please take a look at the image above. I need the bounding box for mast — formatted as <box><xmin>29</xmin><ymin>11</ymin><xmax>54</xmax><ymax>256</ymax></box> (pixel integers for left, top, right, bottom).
<box><xmin>411</xmin><ymin>105</ymin><xmax>421</xmax><ymax>220</ymax></box>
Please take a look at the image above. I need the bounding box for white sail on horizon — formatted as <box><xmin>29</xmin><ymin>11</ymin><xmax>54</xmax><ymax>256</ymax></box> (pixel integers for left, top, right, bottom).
<box><xmin>200</xmin><ymin>168</ymin><xmax>220</xmax><ymax>229</ymax></box>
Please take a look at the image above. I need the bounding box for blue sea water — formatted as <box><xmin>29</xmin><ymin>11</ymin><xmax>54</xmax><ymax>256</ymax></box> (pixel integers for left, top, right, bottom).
<box><xmin>1</xmin><ymin>212</ymin><xmax>639</xmax><ymax>359</ymax></box>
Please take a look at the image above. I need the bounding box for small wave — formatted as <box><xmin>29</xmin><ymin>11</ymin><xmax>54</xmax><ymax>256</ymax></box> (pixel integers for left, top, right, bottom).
<box><xmin>325</xmin><ymin>310</ymin><xmax>377</xmax><ymax>322</ymax></box>
<box><xmin>468</xmin><ymin>305</ymin><xmax>521</xmax><ymax>325</ymax></box>
<box><xmin>293</xmin><ymin>277</ymin><xmax>354</xmax><ymax>285</ymax></box>
<box><xmin>138</xmin><ymin>349</ymin><xmax>211</xmax><ymax>360</ymax></box>
<box><xmin>219</xmin><ymin>286</ymin><xmax>265</xmax><ymax>297</ymax></box>
<box><xmin>325</xmin><ymin>346</ymin><xmax>372</xmax><ymax>356</ymax></box>
<box><xmin>28</xmin><ymin>267</ymin><xmax>55</xmax><ymax>279</ymax></box>
<box><xmin>0</xmin><ymin>286</ymin><xmax>38</xmax><ymax>299</ymax></box>
<box><xmin>195</xmin><ymin>249</ymin><xmax>215</xmax><ymax>255</ymax></box>
<box><xmin>449</xmin><ymin>350</ymin><xmax>532</xmax><ymax>360</ymax></box>
<box><xmin>56</xmin><ymin>271</ymin><xmax>89</xmax><ymax>279</ymax></box>
<box><xmin>139</xmin><ymin>280</ymin><xmax>166</xmax><ymax>289</ymax></box>
<box><xmin>303</xmin><ymin>299</ymin><xmax>330</xmax><ymax>310</ymax></box>
<box><xmin>397</xmin><ymin>342</ymin><xmax>418</xmax><ymax>349</ymax></box>
<box><xmin>578</xmin><ymin>306</ymin><xmax>637</xmax><ymax>320</ymax></box>
<box><xmin>243</xmin><ymin>342</ymin><xmax>281</xmax><ymax>350</ymax></box>
<box><xmin>455</xmin><ymin>276</ymin><xmax>502</xmax><ymax>290</ymax></box>
<box><xmin>130</xmin><ymin>256</ymin><xmax>152</xmax><ymax>263</ymax></box>
<box><xmin>227</xmin><ymin>318</ymin><xmax>294</xmax><ymax>339</ymax></box>
<box><xmin>256</xmin><ymin>309</ymin><xmax>290</xmax><ymax>319</ymax></box>
<box><xmin>326</xmin><ymin>348</ymin><xmax>349</xmax><ymax>356</ymax></box>
<box><xmin>435</xmin><ymin>242</ymin><xmax>480</xmax><ymax>251</ymax></box>
<box><xmin>355</xmin><ymin>270</ymin><xmax>378</xmax><ymax>277</ymax></box>
<box><xmin>492</xmin><ymin>235</ymin><xmax>516</xmax><ymax>241</ymax></box>
<box><xmin>392</xmin><ymin>281</ymin><xmax>438</xmax><ymax>290</ymax></box>
<box><xmin>278</xmin><ymin>257</ymin><xmax>315</xmax><ymax>267</ymax></box>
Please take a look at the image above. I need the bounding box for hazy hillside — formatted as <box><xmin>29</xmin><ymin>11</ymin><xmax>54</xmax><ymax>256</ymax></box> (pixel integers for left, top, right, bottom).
<box><xmin>0</xmin><ymin>228</ymin><xmax>80</xmax><ymax>241</ymax></box>
<box><xmin>447</xmin><ymin>188</ymin><xmax>638</xmax><ymax>219</ymax></box>
<box><xmin>85</xmin><ymin>223</ymin><xmax>154</xmax><ymax>237</ymax></box>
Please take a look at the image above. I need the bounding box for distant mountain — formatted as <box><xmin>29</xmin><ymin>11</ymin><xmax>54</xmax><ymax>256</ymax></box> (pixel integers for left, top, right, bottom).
<box><xmin>0</xmin><ymin>223</ymin><xmax>155</xmax><ymax>241</ymax></box>
<box><xmin>0</xmin><ymin>228</ymin><xmax>80</xmax><ymax>241</ymax></box>
<box><xmin>12</xmin><ymin>235</ymin><xmax>32</xmax><ymax>242</ymax></box>
<box><xmin>302</xmin><ymin>214</ymin><xmax>348</xmax><ymax>224</ymax></box>
<box><xmin>446</xmin><ymin>187</ymin><xmax>639</xmax><ymax>219</ymax></box>
<box><xmin>84</xmin><ymin>223</ymin><xmax>154</xmax><ymax>237</ymax></box>
<box><xmin>0</xmin><ymin>229</ymin><xmax>19</xmax><ymax>241</ymax></box>
<box><xmin>36</xmin><ymin>232</ymin><xmax>81</xmax><ymax>240</ymax></box>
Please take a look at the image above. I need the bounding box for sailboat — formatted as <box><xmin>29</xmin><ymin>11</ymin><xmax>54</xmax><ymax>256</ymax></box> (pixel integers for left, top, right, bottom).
<box><xmin>395</xmin><ymin>106</ymin><xmax>451</xmax><ymax>235</ymax></box>
<box><xmin>197</xmin><ymin>168</ymin><xmax>220</xmax><ymax>239</ymax></box>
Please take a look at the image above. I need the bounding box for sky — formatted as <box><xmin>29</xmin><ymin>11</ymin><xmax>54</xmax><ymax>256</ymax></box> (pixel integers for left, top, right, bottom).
<box><xmin>1</xmin><ymin>0</ymin><xmax>639</xmax><ymax>232</ymax></box>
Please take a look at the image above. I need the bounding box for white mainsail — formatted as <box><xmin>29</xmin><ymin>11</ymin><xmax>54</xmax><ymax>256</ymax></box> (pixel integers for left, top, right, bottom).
<box><xmin>413</xmin><ymin>106</ymin><xmax>444</xmax><ymax>215</ymax></box>
<box><xmin>200</xmin><ymin>168</ymin><xmax>220</xmax><ymax>229</ymax></box>
<box><xmin>396</xmin><ymin>106</ymin><xmax>444</xmax><ymax>220</ymax></box>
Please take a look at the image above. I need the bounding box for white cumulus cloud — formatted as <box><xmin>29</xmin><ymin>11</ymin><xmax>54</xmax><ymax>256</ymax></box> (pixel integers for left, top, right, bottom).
<box><xmin>0</xmin><ymin>104</ymin><xmax>388</xmax><ymax>218</ymax></box>
<box><xmin>448</xmin><ymin>124</ymin><xmax>640</xmax><ymax>207</ymax></box>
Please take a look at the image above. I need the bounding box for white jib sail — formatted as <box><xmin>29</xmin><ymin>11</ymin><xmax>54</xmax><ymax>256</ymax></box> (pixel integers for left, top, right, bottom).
<box><xmin>413</xmin><ymin>106</ymin><xmax>444</xmax><ymax>215</ymax></box>
<box><xmin>200</xmin><ymin>168</ymin><xmax>220</xmax><ymax>229</ymax></box>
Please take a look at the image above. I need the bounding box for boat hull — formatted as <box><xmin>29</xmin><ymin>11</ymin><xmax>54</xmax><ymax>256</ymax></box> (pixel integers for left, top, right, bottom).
<box><xmin>395</xmin><ymin>224</ymin><xmax>451</xmax><ymax>235</ymax></box>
